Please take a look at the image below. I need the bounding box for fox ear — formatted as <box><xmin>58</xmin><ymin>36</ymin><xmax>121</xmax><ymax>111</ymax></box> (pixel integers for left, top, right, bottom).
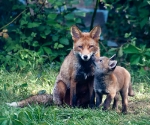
<box><xmin>109</xmin><ymin>60</ymin><xmax>117</xmax><ymax>71</ymax></box>
<box><xmin>110</xmin><ymin>54</ymin><xmax>116</xmax><ymax>60</ymax></box>
<box><xmin>90</xmin><ymin>26</ymin><xmax>101</xmax><ymax>40</ymax></box>
<box><xmin>70</xmin><ymin>25</ymin><xmax>82</xmax><ymax>41</ymax></box>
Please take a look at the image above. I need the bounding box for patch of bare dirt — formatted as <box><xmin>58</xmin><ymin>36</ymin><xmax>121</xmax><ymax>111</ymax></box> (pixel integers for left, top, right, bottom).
<box><xmin>103</xmin><ymin>93</ymin><xmax>150</xmax><ymax>115</ymax></box>
<box><xmin>128</xmin><ymin>97</ymin><xmax>150</xmax><ymax>115</ymax></box>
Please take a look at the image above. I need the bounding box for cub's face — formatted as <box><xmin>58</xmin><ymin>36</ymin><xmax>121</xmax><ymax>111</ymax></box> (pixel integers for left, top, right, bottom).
<box><xmin>93</xmin><ymin>55</ymin><xmax>117</xmax><ymax>94</ymax></box>
<box><xmin>94</xmin><ymin>55</ymin><xmax>117</xmax><ymax>75</ymax></box>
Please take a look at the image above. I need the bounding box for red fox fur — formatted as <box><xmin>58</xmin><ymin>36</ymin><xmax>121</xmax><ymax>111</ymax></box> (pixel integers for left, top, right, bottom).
<box><xmin>93</xmin><ymin>55</ymin><xmax>134</xmax><ymax>113</ymax></box>
<box><xmin>53</xmin><ymin>25</ymin><xmax>101</xmax><ymax>106</ymax></box>
<box><xmin>6</xmin><ymin>94</ymin><xmax>53</xmax><ymax>107</ymax></box>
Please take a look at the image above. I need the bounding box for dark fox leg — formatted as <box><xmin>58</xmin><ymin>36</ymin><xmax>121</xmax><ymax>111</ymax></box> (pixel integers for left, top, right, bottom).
<box><xmin>64</xmin><ymin>89</ymin><xmax>70</xmax><ymax>105</ymax></box>
<box><xmin>72</xmin><ymin>92</ymin><xmax>77</xmax><ymax>107</ymax></box>
<box><xmin>70</xmin><ymin>80</ymin><xmax>77</xmax><ymax>107</ymax></box>
<box><xmin>53</xmin><ymin>81</ymin><xmax>67</xmax><ymax>105</ymax></box>
<box><xmin>120</xmin><ymin>89</ymin><xmax>128</xmax><ymax>113</ymax></box>
<box><xmin>103</xmin><ymin>95</ymin><xmax>112</xmax><ymax>110</ymax></box>
<box><xmin>112</xmin><ymin>93</ymin><xmax>119</xmax><ymax>110</ymax></box>
<box><xmin>88</xmin><ymin>82</ymin><xmax>95</xmax><ymax>108</ymax></box>
<box><xmin>95</xmin><ymin>92</ymin><xmax>103</xmax><ymax>107</ymax></box>
<box><xmin>76</xmin><ymin>83</ymin><xmax>90</xmax><ymax>108</ymax></box>
<box><xmin>89</xmin><ymin>90</ymin><xmax>95</xmax><ymax>108</ymax></box>
<box><xmin>103</xmin><ymin>93</ymin><xmax>115</xmax><ymax>110</ymax></box>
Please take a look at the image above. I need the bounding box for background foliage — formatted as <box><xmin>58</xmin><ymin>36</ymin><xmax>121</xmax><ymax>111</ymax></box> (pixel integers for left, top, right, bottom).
<box><xmin>102</xmin><ymin>0</ymin><xmax>150</xmax><ymax>71</ymax></box>
<box><xmin>0</xmin><ymin>0</ymin><xmax>84</xmax><ymax>71</ymax></box>
<box><xmin>0</xmin><ymin>0</ymin><xmax>150</xmax><ymax>71</ymax></box>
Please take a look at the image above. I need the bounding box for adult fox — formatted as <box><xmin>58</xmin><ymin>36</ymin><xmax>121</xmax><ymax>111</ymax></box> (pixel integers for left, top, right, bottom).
<box><xmin>53</xmin><ymin>25</ymin><xmax>101</xmax><ymax>106</ymax></box>
<box><xmin>93</xmin><ymin>55</ymin><xmax>134</xmax><ymax>113</ymax></box>
<box><xmin>7</xmin><ymin>25</ymin><xmax>101</xmax><ymax>108</ymax></box>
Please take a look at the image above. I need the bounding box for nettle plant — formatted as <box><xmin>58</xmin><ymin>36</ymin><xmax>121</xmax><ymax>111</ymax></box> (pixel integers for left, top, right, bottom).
<box><xmin>0</xmin><ymin>0</ymin><xmax>84</xmax><ymax>71</ymax></box>
<box><xmin>101</xmin><ymin>0</ymin><xmax>150</xmax><ymax>69</ymax></box>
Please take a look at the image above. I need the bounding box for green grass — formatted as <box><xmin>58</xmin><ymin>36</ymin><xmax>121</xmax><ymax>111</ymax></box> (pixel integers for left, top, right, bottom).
<box><xmin>0</xmin><ymin>66</ymin><xmax>150</xmax><ymax>125</ymax></box>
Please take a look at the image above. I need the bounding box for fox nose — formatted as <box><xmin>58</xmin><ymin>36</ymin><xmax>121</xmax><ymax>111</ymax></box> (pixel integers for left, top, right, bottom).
<box><xmin>83</xmin><ymin>55</ymin><xmax>88</xmax><ymax>60</ymax></box>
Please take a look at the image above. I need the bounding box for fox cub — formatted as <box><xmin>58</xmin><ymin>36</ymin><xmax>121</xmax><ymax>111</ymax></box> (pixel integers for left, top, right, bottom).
<box><xmin>93</xmin><ymin>55</ymin><xmax>134</xmax><ymax>113</ymax></box>
<box><xmin>53</xmin><ymin>25</ymin><xmax>101</xmax><ymax>106</ymax></box>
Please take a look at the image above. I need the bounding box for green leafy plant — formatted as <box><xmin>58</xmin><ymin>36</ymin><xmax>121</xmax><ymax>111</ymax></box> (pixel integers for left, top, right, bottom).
<box><xmin>100</xmin><ymin>0</ymin><xmax>150</xmax><ymax>70</ymax></box>
<box><xmin>103</xmin><ymin>0</ymin><xmax>150</xmax><ymax>43</ymax></box>
<box><xmin>123</xmin><ymin>43</ymin><xmax>150</xmax><ymax>66</ymax></box>
<box><xmin>0</xmin><ymin>0</ymin><xmax>84</xmax><ymax>70</ymax></box>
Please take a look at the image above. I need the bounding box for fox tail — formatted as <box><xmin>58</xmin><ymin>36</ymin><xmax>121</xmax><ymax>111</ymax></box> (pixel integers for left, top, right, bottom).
<box><xmin>128</xmin><ymin>83</ymin><xmax>135</xmax><ymax>96</ymax></box>
<box><xmin>6</xmin><ymin>94</ymin><xmax>53</xmax><ymax>107</ymax></box>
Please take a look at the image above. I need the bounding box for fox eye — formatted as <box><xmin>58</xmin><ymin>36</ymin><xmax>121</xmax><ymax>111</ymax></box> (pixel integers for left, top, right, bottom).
<box><xmin>78</xmin><ymin>46</ymin><xmax>83</xmax><ymax>49</ymax></box>
<box><xmin>89</xmin><ymin>45</ymin><xmax>94</xmax><ymax>48</ymax></box>
<box><xmin>100</xmin><ymin>59</ymin><xmax>102</xmax><ymax>62</ymax></box>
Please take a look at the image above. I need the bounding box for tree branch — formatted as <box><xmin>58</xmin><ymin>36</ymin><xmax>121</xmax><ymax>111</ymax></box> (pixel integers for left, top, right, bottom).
<box><xmin>0</xmin><ymin>9</ymin><xmax>27</xmax><ymax>31</ymax></box>
<box><xmin>90</xmin><ymin>0</ymin><xmax>99</xmax><ymax>30</ymax></box>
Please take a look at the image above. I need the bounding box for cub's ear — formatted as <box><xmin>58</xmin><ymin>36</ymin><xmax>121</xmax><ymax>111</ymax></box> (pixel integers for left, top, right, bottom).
<box><xmin>90</xmin><ymin>26</ymin><xmax>101</xmax><ymax>40</ymax></box>
<box><xmin>70</xmin><ymin>25</ymin><xmax>82</xmax><ymax>41</ymax></box>
<box><xmin>109</xmin><ymin>60</ymin><xmax>117</xmax><ymax>71</ymax></box>
<box><xmin>110</xmin><ymin>54</ymin><xmax>116</xmax><ymax>60</ymax></box>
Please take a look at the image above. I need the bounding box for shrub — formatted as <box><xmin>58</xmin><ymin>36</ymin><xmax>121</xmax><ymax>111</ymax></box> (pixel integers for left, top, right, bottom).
<box><xmin>0</xmin><ymin>0</ymin><xmax>84</xmax><ymax>70</ymax></box>
<box><xmin>101</xmin><ymin>0</ymin><xmax>150</xmax><ymax>70</ymax></box>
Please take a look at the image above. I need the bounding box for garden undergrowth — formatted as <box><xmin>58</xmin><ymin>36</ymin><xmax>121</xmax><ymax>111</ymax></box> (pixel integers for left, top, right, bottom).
<box><xmin>0</xmin><ymin>66</ymin><xmax>150</xmax><ymax>125</ymax></box>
